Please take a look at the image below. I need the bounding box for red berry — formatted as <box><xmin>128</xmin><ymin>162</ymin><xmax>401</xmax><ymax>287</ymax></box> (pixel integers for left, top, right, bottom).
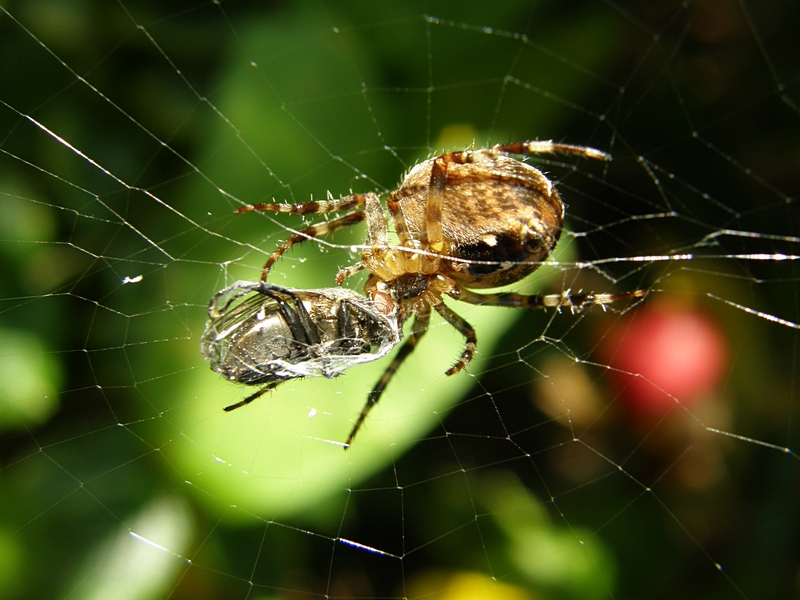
<box><xmin>598</xmin><ymin>302</ymin><xmax>728</xmax><ymax>419</ymax></box>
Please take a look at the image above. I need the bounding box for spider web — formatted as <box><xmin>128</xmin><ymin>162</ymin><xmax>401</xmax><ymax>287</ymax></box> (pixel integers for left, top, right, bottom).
<box><xmin>1</xmin><ymin>1</ymin><xmax>798</xmax><ymax>598</ymax></box>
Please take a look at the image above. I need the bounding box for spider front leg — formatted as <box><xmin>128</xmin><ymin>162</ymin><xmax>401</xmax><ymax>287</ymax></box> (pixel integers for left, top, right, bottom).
<box><xmin>236</xmin><ymin>193</ymin><xmax>375</xmax><ymax>281</ymax></box>
<box><xmin>336</xmin><ymin>193</ymin><xmax>392</xmax><ymax>286</ymax></box>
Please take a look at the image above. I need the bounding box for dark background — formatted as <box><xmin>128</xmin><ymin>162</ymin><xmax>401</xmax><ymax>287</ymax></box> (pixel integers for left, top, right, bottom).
<box><xmin>1</xmin><ymin>1</ymin><xmax>798</xmax><ymax>599</ymax></box>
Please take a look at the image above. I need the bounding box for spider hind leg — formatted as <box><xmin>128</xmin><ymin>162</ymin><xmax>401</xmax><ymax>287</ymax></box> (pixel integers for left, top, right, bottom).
<box><xmin>449</xmin><ymin>286</ymin><xmax>647</xmax><ymax>311</ymax></box>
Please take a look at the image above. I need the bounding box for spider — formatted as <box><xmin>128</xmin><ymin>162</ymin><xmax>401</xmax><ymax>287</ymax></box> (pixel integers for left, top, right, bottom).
<box><xmin>236</xmin><ymin>140</ymin><xmax>646</xmax><ymax>447</ymax></box>
<box><xmin>201</xmin><ymin>281</ymin><xmax>401</xmax><ymax>410</ymax></box>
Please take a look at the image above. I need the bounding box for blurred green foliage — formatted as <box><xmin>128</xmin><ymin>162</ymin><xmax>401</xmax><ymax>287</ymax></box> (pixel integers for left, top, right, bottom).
<box><xmin>1</xmin><ymin>1</ymin><xmax>799</xmax><ymax>599</ymax></box>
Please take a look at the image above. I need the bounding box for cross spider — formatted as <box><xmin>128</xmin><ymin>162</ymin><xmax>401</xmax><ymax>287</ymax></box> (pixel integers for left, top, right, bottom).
<box><xmin>237</xmin><ymin>140</ymin><xmax>646</xmax><ymax>447</ymax></box>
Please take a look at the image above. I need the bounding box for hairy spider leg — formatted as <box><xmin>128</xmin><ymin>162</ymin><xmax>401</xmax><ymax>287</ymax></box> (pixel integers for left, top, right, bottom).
<box><xmin>224</xmin><ymin>380</ymin><xmax>279</xmax><ymax>412</ymax></box>
<box><xmin>427</xmin><ymin>285</ymin><xmax>648</xmax><ymax>383</ymax></box>
<box><xmin>344</xmin><ymin>309</ymin><xmax>431</xmax><ymax>448</ymax></box>
<box><xmin>448</xmin><ymin>286</ymin><xmax>647</xmax><ymax>310</ymax></box>
<box><xmin>407</xmin><ymin>283</ymin><xmax>640</xmax><ymax>379</ymax></box>
<box><xmin>431</xmin><ymin>300</ymin><xmax>477</xmax><ymax>376</ymax></box>
<box><xmin>342</xmin><ymin>285</ymin><xmax>645</xmax><ymax>447</ymax></box>
<box><xmin>236</xmin><ymin>193</ymin><xmax>378</xmax><ymax>280</ymax></box>
<box><xmin>237</xmin><ymin>194</ymin><xmax>366</xmax><ymax>215</ymax></box>
<box><xmin>428</xmin><ymin>281</ymin><xmax>647</xmax><ymax>379</ymax></box>
<box><xmin>491</xmin><ymin>140</ymin><xmax>612</xmax><ymax>162</ymax></box>
<box><xmin>336</xmin><ymin>193</ymin><xmax>393</xmax><ymax>284</ymax></box>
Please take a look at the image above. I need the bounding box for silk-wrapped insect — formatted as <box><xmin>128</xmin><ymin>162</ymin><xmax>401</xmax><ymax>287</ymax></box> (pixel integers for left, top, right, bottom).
<box><xmin>200</xmin><ymin>281</ymin><xmax>402</xmax><ymax>413</ymax></box>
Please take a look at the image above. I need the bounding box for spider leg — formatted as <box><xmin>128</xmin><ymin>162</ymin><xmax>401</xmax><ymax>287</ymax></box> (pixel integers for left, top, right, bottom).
<box><xmin>430</xmin><ymin>300</ymin><xmax>477</xmax><ymax>376</ymax></box>
<box><xmin>363</xmin><ymin>192</ymin><xmax>389</xmax><ymax>246</ymax></box>
<box><xmin>223</xmin><ymin>380</ymin><xmax>279</xmax><ymax>411</ymax></box>
<box><xmin>490</xmin><ymin>140</ymin><xmax>611</xmax><ymax>162</ymax></box>
<box><xmin>236</xmin><ymin>193</ymin><xmax>378</xmax><ymax>280</ymax></box>
<box><xmin>426</xmin><ymin>157</ymin><xmax>447</xmax><ymax>252</ymax></box>
<box><xmin>258</xmin><ymin>211</ymin><xmax>366</xmax><ymax>281</ymax></box>
<box><xmin>236</xmin><ymin>194</ymin><xmax>366</xmax><ymax>215</ymax></box>
<box><xmin>335</xmin><ymin>262</ymin><xmax>366</xmax><ymax>285</ymax></box>
<box><xmin>425</xmin><ymin>149</ymin><xmax>499</xmax><ymax>251</ymax></box>
<box><xmin>335</xmin><ymin>193</ymin><xmax>390</xmax><ymax>286</ymax></box>
<box><xmin>448</xmin><ymin>286</ymin><xmax>647</xmax><ymax>310</ymax></box>
<box><xmin>344</xmin><ymin>308</ymin><xmax>431</xmax><ymax>448</ymax></box>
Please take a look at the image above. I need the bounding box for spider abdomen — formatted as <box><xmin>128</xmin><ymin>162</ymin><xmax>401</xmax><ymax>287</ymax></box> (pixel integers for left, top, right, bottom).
<box><xmin>389</xmin><ymin>155</ymin><xmax>564</xmax><ymax>289</ymax></box>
